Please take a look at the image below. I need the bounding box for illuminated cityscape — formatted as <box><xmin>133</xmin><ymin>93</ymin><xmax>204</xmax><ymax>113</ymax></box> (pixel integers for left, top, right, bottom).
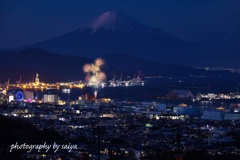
<box><xmin>0</xmin><ymin>69</ymin><xmax>240</xmax><ymax>159</ymax></box>
<box><xmin>0</xmin><ymin>72</ymin><xmax>145</xmax><ymax>93</ymax></box>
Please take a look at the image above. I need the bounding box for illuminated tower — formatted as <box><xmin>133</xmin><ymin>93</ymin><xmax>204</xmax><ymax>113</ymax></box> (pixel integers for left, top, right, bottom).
<box><xmin>35</xmin><ymin>73</ymin><xmax>39</xmax><ymax>85</ymax></box>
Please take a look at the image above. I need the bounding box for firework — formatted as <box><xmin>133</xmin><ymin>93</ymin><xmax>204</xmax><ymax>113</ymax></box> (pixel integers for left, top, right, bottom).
<box><xmin>98</xmin><ymin>72</ymin><xmax>106</xmax><ymax>81</ymax></box>
<box><xmin>91</xmin><ymin>64</ymin><xmax>100</xmax><ymax>74</ymax></box>
<box><xmin>83</xmin><ymin>64</ymin><xmax>91</xmax><ymax>73</ymax></box>
<box><xmin>85</xmin><ymin>74</ymin><xmax>91</xmax><ymax>81</ymax></box>
<box><xmin>95</xmin><ymin>58</ymin><xmax>104</xmax><ymax>67</ymax></box>
<box><xmin>83</xmin><ymin>58</ymin><xmax>107</xmax><ymax>98</ymax></box>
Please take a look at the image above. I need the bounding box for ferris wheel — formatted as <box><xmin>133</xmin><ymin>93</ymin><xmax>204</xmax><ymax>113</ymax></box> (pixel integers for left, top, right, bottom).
<box><xmin>16</xmin><ymin>91</ymin><xmax>24</xmax><ymax>102</ymax></box>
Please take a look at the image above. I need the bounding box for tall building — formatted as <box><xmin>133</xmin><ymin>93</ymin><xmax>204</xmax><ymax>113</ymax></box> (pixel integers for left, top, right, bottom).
<box><xmin>43</xmin><ymin>94</ymin><xmax>58</xmax><ymax>103</ymax></box>
<box><xmin>35</xmin><ymin>73</ymin><xmax>39</xmax><ymax>85</ymax></box>
<box><xmin>8</xmin><ymin>94</ymin><xmax>14</xmax><ymax>103</ymax></box>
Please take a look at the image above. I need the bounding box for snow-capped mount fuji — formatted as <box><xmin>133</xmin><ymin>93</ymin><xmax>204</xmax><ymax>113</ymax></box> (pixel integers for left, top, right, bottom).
<box><xmin>83</xmin><ymin>11</ymin><xmax>138</xmax><ymax>33</ymax></box>
<box><xmin>81</xmin><ymin>11</ymin><xmax>163</xmax><ymax>34</ymax></box>
<box><xmin>12</xmin><ymin>11</ymin><xmax>198</xmax><ymax>65</ymax></box>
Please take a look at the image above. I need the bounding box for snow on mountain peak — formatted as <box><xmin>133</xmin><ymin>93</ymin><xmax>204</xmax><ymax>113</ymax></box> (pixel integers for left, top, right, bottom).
<box><xmin>85</xmin><ymin>11</ymin><xmax>141</xmax><ymax>33</ymax></box>
<box><xmin>78</xmin><ymin>11</ymin><xmax>165</xmax><ymax>35</ymax></box>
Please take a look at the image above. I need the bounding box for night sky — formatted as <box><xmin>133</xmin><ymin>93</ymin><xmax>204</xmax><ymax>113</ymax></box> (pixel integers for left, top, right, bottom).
<box><xmin>0</xmin><ymin>0</ymin><xmax>239</xmax><ymax>49</ymax></box>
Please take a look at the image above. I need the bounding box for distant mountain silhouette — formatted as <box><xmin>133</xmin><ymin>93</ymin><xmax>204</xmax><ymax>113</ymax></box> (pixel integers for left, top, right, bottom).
<box><xmin>0</xmin><ymin>48</ymin><xmax>119</xmax><ymax>83</ymax></box>
<box><xmin>103</xmin><ymin>54</ymin><xmax>237</xmax><ymax>77</ymax></box>
<box><xmin>0</xmin><ymin>49</ymin><xmax>236</xmax><ymax>83</ymax></box>
<box><xmin>0</xmin><ymin>65</ymin><xmax>65</xmax><ymax>84</ymax></box>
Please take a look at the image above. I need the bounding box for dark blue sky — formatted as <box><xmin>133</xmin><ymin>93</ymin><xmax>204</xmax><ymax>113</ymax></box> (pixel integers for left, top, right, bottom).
<box><xmin>0</xmin><ymin>0</ymin><xmax>239</xmax><ymax>49</ymax></box>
